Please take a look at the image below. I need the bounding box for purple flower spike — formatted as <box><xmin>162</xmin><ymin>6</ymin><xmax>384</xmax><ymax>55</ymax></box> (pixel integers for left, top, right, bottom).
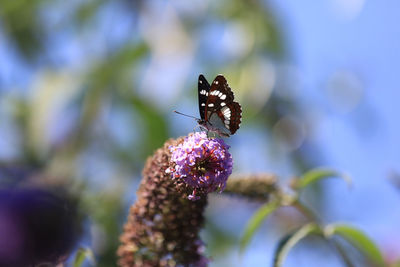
<box><xmin>167</xmin><ymin>132</ymin><xmax>233</xmax><ymax>200</ymax></box>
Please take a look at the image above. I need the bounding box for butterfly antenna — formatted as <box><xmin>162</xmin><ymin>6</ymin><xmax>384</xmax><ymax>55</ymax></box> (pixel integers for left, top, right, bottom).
<box><xmin>173</xmin><ymin>110</ymin><xmax>200</xmax><ymax>120</ymax></box>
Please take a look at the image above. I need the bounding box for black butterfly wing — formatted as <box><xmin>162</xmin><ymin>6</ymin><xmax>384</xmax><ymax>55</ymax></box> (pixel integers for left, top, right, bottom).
<box><xmin>204</xmin><ymin>75</ymin><xmax>242</xmax><ymax>135</ymax></box>
<box><xmin>198</xmin><ymin>74</ymin><xmax>211</xmax><ymax>120</ymax></box>
<box><xmin>225</xmin><ymin>102</ymin><xmax>242</xmax><ymax>134</ymax></box>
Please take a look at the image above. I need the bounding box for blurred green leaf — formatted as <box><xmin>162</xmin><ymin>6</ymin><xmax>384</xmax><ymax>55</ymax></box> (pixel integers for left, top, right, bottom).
<box><xmin>130</xmin><ymin>96</ymin><xmax>168</xmax><ymax>157</ymax></box>
<box><xmin>68</xmin><ymin>42</ymin><xmax>149</xmax><ymax>151</ymax></box>
<box><xmin>0</xmin><ymin>0</ymin><xmax>46</xmax><ymax>59</ymax></box>
<box><xmin>291</xmin><ymin>168</ymin><xmax>352</xmax><ymax>190</ymax></box>
<box><xmin>273</xmin><ymin>223</ymin><xmax>322</xmax><ymax>267</ymax></box>
<box><xmin>325</xmin><ymin>224</ymin><xmax>385</xmax><ymax>267</ymax></box>
<box><xmin>85</xmin><ymin>190</ymin><xmax>125</xmax><ymax>267</ymax></box>
<box><xmin>218</xmin><ymin>0</ymin><xmax>284</xmax><ymax>56</ymax></box>
<box><xmin>204</xmin><ymin>220</ymin><xmax>237</xmax><ymax>256</ymax></box>
<box><xmin>75</xmin><ymin>0</ymin><xmax>105</xmax><ymax>25</ymax></box>
<box><xmin>240</xmin><ymin>200</ymin><xmax>279</xmax><ymax>252</ymax></box>
<box><xmin>88</xmin><ymin>42</ymin><xmax>149</xmax><ymax>87</ymax></box>
<box><xmin>73</xmin><ymin>247</ymin><xmax>96</xmax><ymax>267</ymax></box>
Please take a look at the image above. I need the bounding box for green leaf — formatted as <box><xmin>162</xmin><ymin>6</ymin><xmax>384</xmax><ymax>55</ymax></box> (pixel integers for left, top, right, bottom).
<box><xmin>240</xmin><ymin>200</ymin><xmax>279</xmax><ymax>252</ymax></box>
<box><xmin>325</xmin><ymin>224</ymin><xmax>385</xmax><ymax>267</ymax></box>
<box><xmin>130</xmin><ymin>96</ymin><xmax>168</xmax><ymax>157</ymax></box>
<box><xmin>73</xmin><ymin>247</ymin><xmax>96</xmax><ymax>267</ymax></box>
<box><xmin>273</xmin><ymin>223</ymin><xmax>322</xmax><ymax>267</ymax></box>
<box><xmin>75</xmin><ymin>0</ymin><xmax>105</xmax><ymax>25</ymax></box>
<box><xmin>292</xmin><ymin>168</ymin><xmax>352</xmax><ymax>190</ymax></box>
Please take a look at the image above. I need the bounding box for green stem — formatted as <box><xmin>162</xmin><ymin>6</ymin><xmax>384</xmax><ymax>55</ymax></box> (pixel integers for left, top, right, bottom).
<box><xmin>292</xmin><ymin>199</ymin><xmax>321</xmax><ymax>223</ymax></box>
<box><xmin>291</xmin><ymin>199</ymin><xmax>355</xmax><ymax>267</ymax></box>
<box><xmin>329</xmin><ymin>240</ymin><xmax>356</xmax><ymax>267</ymax></box>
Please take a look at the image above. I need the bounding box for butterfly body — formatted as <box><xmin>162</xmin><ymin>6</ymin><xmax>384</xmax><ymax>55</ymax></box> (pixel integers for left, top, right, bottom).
<box><xmin>197</xmin><ymin>74</ymin><xmax>242</xmax><ymax>137</ymax></box>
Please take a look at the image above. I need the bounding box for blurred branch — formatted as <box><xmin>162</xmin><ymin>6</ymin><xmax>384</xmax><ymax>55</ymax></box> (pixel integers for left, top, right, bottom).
<box><xmin>223</xmin><ymin>173</ymin><xmax>278</xmax><ymax>201</ymax></box>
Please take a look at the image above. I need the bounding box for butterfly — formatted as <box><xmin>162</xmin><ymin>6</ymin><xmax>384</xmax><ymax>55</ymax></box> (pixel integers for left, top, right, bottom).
<box><xmin>197</xmin><ymin>74</ymin><xmax>242</xmax><ymax>137</ymax></box>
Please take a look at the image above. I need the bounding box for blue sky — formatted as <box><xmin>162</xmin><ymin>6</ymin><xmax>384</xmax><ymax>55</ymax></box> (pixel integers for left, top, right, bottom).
<box><xmin>212</xmin><ymin>0</ymin><xmax>400</xmax><ymax>265</ymax></box>
<box><xmin>270</xmin><ymin>0</ymin><xmax>400</xmax><ymax>262</ymax></box>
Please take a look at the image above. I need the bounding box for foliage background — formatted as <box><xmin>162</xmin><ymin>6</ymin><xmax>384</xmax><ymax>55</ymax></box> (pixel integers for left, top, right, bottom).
<box><xmin>0</xmin><ymin>0</ymin><xmax>399</xmax><ymax>266</ymax></box>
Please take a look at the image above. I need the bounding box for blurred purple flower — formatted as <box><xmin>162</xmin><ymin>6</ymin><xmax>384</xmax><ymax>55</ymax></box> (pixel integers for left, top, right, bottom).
<box><xmin>167</xmin><ymin>132</ymin><xmax>233</xmax><ymax>200</ymax></box>
<box><xmin>0</xmin><ymin>188</ymin><xmax>81</xmax><ymax>267</ymax></box>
